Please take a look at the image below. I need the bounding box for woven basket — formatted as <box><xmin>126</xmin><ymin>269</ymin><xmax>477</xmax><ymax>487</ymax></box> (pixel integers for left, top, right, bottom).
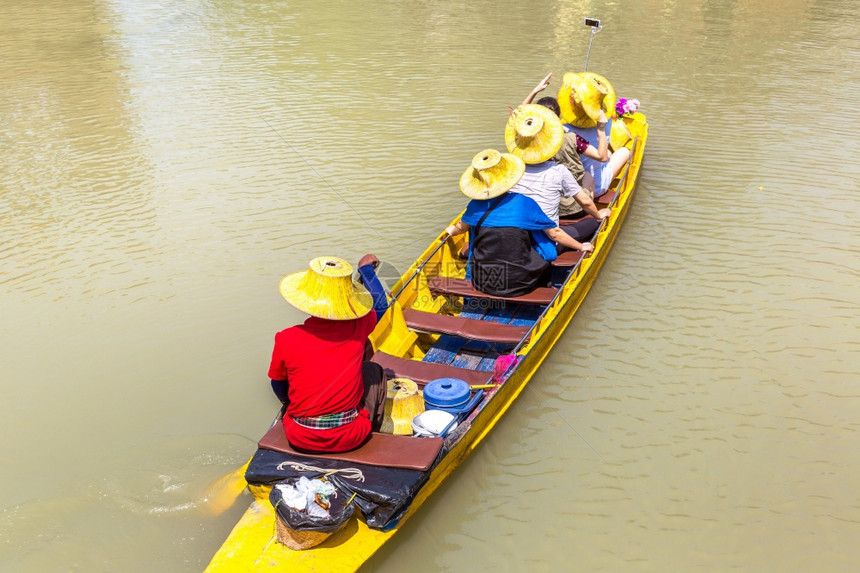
<box><xmin>275</xmin><ymin>513</ymin><xmax>348</xmax><ymax>550</ymax></box>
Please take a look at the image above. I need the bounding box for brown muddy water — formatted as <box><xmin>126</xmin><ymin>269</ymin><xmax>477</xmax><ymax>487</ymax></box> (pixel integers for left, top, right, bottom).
<box><xmin>1</xmin><ymin>0</ymin><xmax>858</xmax><ymax>571</ymax></box>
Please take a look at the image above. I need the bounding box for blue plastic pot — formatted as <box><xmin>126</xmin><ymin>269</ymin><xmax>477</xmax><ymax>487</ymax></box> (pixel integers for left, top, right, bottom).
<box><xmin>423</xmin><ymin>378</ymin><xmax>484</xmax><ymax>416</ymax></box>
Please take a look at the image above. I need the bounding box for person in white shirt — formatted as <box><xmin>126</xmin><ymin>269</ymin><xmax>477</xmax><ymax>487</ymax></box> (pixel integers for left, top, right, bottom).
<box><xmin>504</xmin><ymin>103</ymin><xmax>610</xmax><ymax>254</ymax></box>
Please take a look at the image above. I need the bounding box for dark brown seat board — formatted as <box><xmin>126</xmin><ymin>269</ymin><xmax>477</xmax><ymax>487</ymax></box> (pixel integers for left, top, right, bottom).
<box><xmin>402</xmin><ymin>307</ymin><xmax>530</xmax><ymax>344</ymax></box>
<box><xmin>258</xmin><ymin>423</ymin><xmax>443</xmax><ymax>472</ymax></box>
<box><xmin>552</xmin><ymin>250</ymin><xmax>585</xmax><ymax>267</ymax></box>
<box><xmin>559</xmin><ymin>214</ymin><xmax>597</xmax><ymax>226</ymax></box>
<box><xmin>428</xmin><ymin>277</ymin><xmax>557</xmax><ymax>305</ymax></box>
<box><xmin>596</xmin><ymin>190</ymin><xmax>618</xmax><ymax>204</ymax></box>
<box><xmin>372</xmin><ymin>350</ymin><xmax>493</xmax><ymax>386</ymax></box>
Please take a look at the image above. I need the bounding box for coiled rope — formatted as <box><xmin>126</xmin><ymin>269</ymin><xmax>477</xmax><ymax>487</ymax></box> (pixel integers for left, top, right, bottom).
<box><xmin>276</xmin><ymin>461</ymin><xmax>366</xmax><ymax>482</ymax></box>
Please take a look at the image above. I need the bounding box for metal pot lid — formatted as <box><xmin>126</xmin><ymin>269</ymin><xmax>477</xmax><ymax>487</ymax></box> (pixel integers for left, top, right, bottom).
<box><xmin>423</xmin><ymin>377</ymin><xmax>471</xmax><ymax>407</ymax></box>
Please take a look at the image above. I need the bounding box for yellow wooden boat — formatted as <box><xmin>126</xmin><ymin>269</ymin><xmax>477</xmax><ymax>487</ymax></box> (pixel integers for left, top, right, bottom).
<box><xmin>205</xmin><ymin>111</ymin><xmax>648</xmax><ymax>572</ymax></box>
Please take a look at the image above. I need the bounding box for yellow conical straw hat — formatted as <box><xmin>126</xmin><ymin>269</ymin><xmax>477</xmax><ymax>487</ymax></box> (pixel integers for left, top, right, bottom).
<box><xmin>279</xmin><ymin>256</ymin><xmax>373</xmax><ymax>320</ymax></box>
<box><xmin>459</xmin><ymin>149</ymin><xmax>526</xmax><ymax>200</ymax></box>
<box><xmin>504</xmin><ymin>104</ymin><xmax>564</xmax><ymax>164</ymax></box>
<box><xmin>585</xmin><ymin>72</ymin><xmax>617</xmax><ymax>124</ymax></box>
<box><xmin>558</xmin><ymin>71</ymin><xmax>613</xmax><ymax>128</ymax></box>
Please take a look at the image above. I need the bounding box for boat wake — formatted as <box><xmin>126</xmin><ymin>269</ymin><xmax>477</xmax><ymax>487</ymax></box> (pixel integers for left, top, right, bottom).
<box><xmin>97</xmin><ymin>433</ymin><xmax>256</xmax><ymax>516</ymax></box>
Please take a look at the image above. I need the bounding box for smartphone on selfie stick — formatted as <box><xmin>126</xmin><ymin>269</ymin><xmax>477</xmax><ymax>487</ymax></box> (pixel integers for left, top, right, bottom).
<box><xmin>583</xmin><ymin>17</ymin><xmax>602</xmax><ymax>71</ymax></box>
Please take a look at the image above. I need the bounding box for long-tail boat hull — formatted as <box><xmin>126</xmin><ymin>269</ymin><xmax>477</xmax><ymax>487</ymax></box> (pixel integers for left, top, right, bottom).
<box><xmin>206</xmin><ymin>111</ymin><xmax>648</xmax><ymax>572</ymax></box>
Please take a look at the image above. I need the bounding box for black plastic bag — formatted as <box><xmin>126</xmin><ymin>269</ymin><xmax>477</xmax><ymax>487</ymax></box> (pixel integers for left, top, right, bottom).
<box><xmin>269</xmin><ymin>478</ymin><xmax>354</xmax><ymax>533</ymax></box>
<box><xmin>247</xmin><ymin>448</ymin><xmax>438</xmax><ymax>530</ymax></box>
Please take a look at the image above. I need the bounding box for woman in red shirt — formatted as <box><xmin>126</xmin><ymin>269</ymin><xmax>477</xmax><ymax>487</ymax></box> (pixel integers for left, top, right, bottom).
<box><xmin>268</xmin><ymin>256</ymin><xmax>387</xmax><ymax>453</ymax></box>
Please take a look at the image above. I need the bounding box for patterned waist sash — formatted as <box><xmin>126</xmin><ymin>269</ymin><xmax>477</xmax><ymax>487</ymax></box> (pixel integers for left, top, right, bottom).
<box><xmin>292</xmin><ymin>408</ymin><xmax>359</xmax><ymax>430</ymax></box>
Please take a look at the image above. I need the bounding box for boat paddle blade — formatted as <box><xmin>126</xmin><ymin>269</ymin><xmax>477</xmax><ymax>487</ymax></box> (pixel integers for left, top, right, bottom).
<box><xmin>202</xmin><ymin>459</ymin><xmax>251</xmax><ymax>515</ymax></box>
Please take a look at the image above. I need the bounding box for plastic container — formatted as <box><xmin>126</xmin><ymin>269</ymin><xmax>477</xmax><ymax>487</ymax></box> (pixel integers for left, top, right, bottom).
<box><xmin>412</xmin><ymin>409</ymin><xmax>458</xmax><ymax>437</ymax></box>
<box><xmin>423</xmin><ymin>378</ymin><xmax>483</xmax><ymax>416</ymax></box>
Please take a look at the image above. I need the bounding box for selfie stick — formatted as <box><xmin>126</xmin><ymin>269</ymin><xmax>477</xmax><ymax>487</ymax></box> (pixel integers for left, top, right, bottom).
<box><xmin>583</xmin><ymin>18</ymin><xmax>602</xmax><ymax>71</ymax></box>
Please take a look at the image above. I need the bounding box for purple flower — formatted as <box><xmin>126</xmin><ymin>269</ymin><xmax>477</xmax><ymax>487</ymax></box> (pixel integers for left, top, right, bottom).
<box><xmin>615</xmin><ymin>97</ymin><xmax>641</xmax><ymax>118</ymax></box>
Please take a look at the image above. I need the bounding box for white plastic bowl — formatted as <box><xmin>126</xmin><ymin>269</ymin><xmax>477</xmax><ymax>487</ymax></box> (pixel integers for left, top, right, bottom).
<box><xmin>412</xmin><ymin>410</ymin><xmax>457</xmax><ymax>437</ymax></box>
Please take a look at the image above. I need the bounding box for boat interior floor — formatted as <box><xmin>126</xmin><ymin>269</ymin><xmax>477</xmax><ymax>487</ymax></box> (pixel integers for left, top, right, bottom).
<box><xmin>373</xmin><ymin>295</ymin><xmax>551</xmax><ymax>386</ymax></box>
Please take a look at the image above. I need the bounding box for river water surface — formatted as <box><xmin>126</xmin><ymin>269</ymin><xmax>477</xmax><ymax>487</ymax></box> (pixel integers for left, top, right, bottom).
<box><xmin>1</xmin><ymin>0</ymin><xmax>858</xmax><ymax>571</ymax></box>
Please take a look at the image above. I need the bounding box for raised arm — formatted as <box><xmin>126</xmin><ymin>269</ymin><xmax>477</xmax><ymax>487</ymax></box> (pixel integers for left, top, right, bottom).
<box><xmin>356</xmin><ymin>254</ymin><xmax>389</xmax><ymax>320</ymax></box>
<box><xmin>521</xmin><ymin>72</ymin><xmax>553</xmax><ymax>105</ymax></box>
<box><xmin>581</xmin><ymin>110</ymin><xmax>610</xmax><ymax>161</ymax></box>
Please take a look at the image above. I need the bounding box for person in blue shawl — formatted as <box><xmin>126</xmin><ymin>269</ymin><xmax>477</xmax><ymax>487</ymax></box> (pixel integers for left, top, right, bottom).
<box><xmin>444</xmin><ymin>150</ymin><xmax>558</xmax><ymax>297</ymax></box>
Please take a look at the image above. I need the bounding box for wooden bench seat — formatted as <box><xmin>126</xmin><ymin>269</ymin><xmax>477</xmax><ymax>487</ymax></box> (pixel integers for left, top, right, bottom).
<box><xmin>427</xmin><ymin>277</ymin><xmax>557</xmax><ymax>305</ymax></box>
<box><xmin>559</xmin><ymin>213</ymin><xmax>596</xmax><ymax>226</ymax></box>
<box><xmin>596</xmin><ymin>190</ymin><xmax>618</xmax><ymax>204</ymax></box>
<box><xmin>551</xmin><ymin>250</ymin><xmax>585</xmax><ymax>268</ymax></box>
<box><xmin>402</xmin><ymin>307</ymin><xmax>530</xmax><ymax>344</ymax></box>
<box><xmin>372</xmin><ymin>350</ymin><xmax>493</xmax><ymax>386</ymax></box>
<box><xmin>258</xmin><ymin>422</ymin><xmax>443</xmax><ymax>472</ymax></box>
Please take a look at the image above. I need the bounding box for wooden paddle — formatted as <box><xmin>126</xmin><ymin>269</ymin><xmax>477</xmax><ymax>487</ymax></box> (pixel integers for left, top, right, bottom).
<box><xmin>202</xmin><ymin>458</ymin><xmax>252</xmax><ymax>515</ymax></box>
<box><xmin>202</xmin><ymin>406</ymin><xmax>286</xmax><ymax>515</ymax></box>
